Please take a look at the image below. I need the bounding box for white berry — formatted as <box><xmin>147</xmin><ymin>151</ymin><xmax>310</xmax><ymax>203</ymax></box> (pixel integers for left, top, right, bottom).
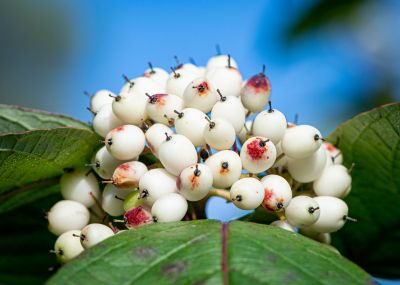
<box><xmin>112</xmin><ymin>161</ymin><xmax>148</xmax><ymax>189</ymax></box>
<box><xmin>281</xmin><ymin>125</ymin><xmax>323</xmax><ymax>159</ymax></box>
<box><xmin>60</xmin><ymin>169</ymin><xmax>100</xmax><ymax>207</ymax></box>
<box><xmin>112</xmin><ymin>91</ymin><xmax>148</xmax><ymax>125</ymax></box>
<box><xmin>53</xmin><ymin>230</ymin><xmax>84</xmax><ymax>264</ymax></box>
<box><xmin>261</xmin><ymin>174</ymin><xmax>292</xmax><ymax>212</ymax></box>
<box><xmin>48</xmin><ymin>200</ymin><xmax>90</xmax><ymax>236</ymax></box>
<box><xmin>207</xmin><ymin>66</ymin><xmax>243</xmax><ymax>97</ymax></box>
<box><xmin>240</xmin><ymin>71</ymin><xmax>271</xmax><ymax>112</ymax></box>
<box><xmin>92</xmin><ymin>104</ymin><xmax>123</xmax><ymax>138</ymax></box>
<box><xmin>151</xmin><ymin>193</ymin><xmax>188</xmax><ymax>222</ymax></box>
<box><xmin>304</xmin><ymin>196</ymin><xmax>349</xmax><ymax>233</ymax></box>
<box><xmin>203</xmin><ymin>117</ymin><xmax>236</xmax><ymax>150</ymax></box>
<box><xmin>91</xmin><ymin>146</ymin><xmax>125</xmax><ymax>179</ymax></box>
<box><xmin>174</xmin><ymin>108</ymin><xmax>208</xmax><ymax>146</ymax></box>
<box><xmin>166</xmin><ymin>68</ymin><xmax>197</xmax><ymax>98</ymax></box>
<box><xmin>252</xmin><ymin>108</ymin><xmax>287</xmax><ymax>145</ymax></box>
<box><xmin>205</xmin><ymin>150</ymin><xmax>242</xmax><ymax>189</ymax></box>
<box><xmin>287</xmin><ymin>146</ymin><xmax>327</xmax><ymax>183</ymax></box>
<box><xmin>105</xmin><ymin>125</ymin><xmax>145</xmax><ymax>160</ymax></box>
<box><xmin>145</xmin><ymin>123</ymin><xmax>173</xmax><ymax>157</ymax></box>
<box><xmin>211</xmin><ymin>94</ymin><xmax>245</xmax><ymax>133</ymax></box>
<box><xmin>285</xmin><ymin>196</ymin><xmax>320</xmax><ymax>228</ymax></box>
<box><xmin>146</xmin><ymin>93</ymin><xmax>183</xmax><ymax>125</ymax></box>
<box><xmin>143</xmin><ymin>66</ymin><xmax>169</xmax><ymax>89</ymax></box>
<box><xmin>183</xmin><ymin>77</ymin><xmax>218</xmax><ymax>112</ymax></box>
<box><xmin>89</xmin><ymin>89</ymin><xmax>115</xmax><ymax>114</ymax></box>
<box><xmin>230</xmin><ymin>178</ymin><xmax>264</xmax><ymax>210</ymax></box>
<box><xmin>178</xmin><ymin>164</ymin><xmax>213</xmax><ymax>201</ymax></box>
<box><xmin>313</xmin><ymin>165</ymin><xmax>351</xmax><ymax>198</ymax></box>
<box><xmin>240</xmin><ymin>137</ymin><xmax>276</xmax><ymax>174</ymax></box>
<box><xmin>158</xmin><ymin>134</ymin><xmax>198</xmax><ymax>176</ymax></box>
<box><xmin>80</xmin><ymin>223</ymin><xmax>114</xmax><ymax>249</ymax></box>
<box><xmin>120</xmin><ymin>76</ymin><xmax>164</xmax><ymax>96</ymax></box>
<box><xmin>206</xmin><ymin>54</ymin><xmax>238</xmax><ymax>70</ymax></box>
<box><xmin>101</xmin><ymin>184</ymin><xmax>135</xmax><ymax>216</ymax></box>
<box><xmin>138</xmin><ymin>168</ymin><xmax>177</xmax><ymax>206</ymax></box>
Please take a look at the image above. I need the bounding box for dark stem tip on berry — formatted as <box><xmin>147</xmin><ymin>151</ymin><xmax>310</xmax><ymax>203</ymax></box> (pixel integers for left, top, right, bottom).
<box><xmin>114</xmin><ymin>195</ymin><xmax>124</xmax><ymax>201</ymax></box>
<box><xmin>122</xmin><ymin>74</ymin><xmax>133</xmax><ymax>86</ymax></box>
<box><xmin>258</xmin><ymin>138</ymin><xmax>270</xmax><ymax>147</ymax></box>
<box><xmin>234</xmin><ymin>195</ymin><xmax>242</xmax><ymax>202</ymax></box>
<box><xmin>294</xmin><ymin>113</ymin><xmax>299</xmax><ymax>125</ymax></box>
<box><xmin>268</xmin><ymin>101</ymin><xmax>274</xmax><ymax>113</ymax></box>
<box><xmin>153</xmin><ymin>216</ymin><xmax>158</xmax><ymax>223</ymax></box>
<box><xmin>146</xmin><ymin>93</ymin><xmax>157</xmax><ymax>104</ymax></box>
<box><xmin>314</xmin><ymin>134</ymin><xmax>325</xmax><ymax>141</ymax></box>
<box><xmin>200</xmin><ymin>148</ymin><xmax>209</xmax><ymax>161</ymax></box>
<box><xmin>170</xmin><ymin>66</ymin><xmax>180</xmax><ymax>78</ymax></box>
<box><xmin>276</xmin><ymin>202</ymin><xmax>284</xmax><ymax>209</ymax></box>
<box><xmin>205</xmin><ymin>116</ymin><xmax>216</xmax><ymax>129</ymax></box>
<box><xmin>261</xmin><ymin>64</ymin><xmax>266</xmax><ymax>75</ymax></box>
<box><xmin>227</xmin><ymin>54</ymin><xmax>231</xmax><ymax>68</ymax></box>
<box><xmin>165</xmin><ymin>132</ymin><xmax>172</xmax><ymax>141</ymax></box>
<box><xmin>221</xmin><ymin>161</ymin><xmax>229</xmax><ymax>169</ymax></box>
<box><xmin>86</xmin><ymin>107</ymin><xmax>96</xmax><ymax>115</ymax></box>
<box><xmin>174</xmin><ymin>110</ymin><xmax>184</xmax><ymax>118</ymax></box>
<box><xmin>216</xmin><ymin>89</ymin><xmax>227</xmax><ymax>102</ymax></box>
<box><xmin>83</xmin><ymin>90</ymin><xmax>91</xmax><ymax>97</ymax></box>
<box><xmin>107</xmin><ymin>138</ymin><xmax>113</xmax><ymax>146</ymax></box>
<box><xmin>308</xmin><ymin>206</ymin><xmax>319</xmax><ymax>214</ymax></box>
<box><xmin>109</xmin><ymin>94</ymin><xmax>121</xmax><ymax>102</ymax></box>
<box><xmin>148</xmin><ymin>61</ymin><xmax>155</xmax><ymax>73</ymax></box>
<box><xmin>189</xmin><ymin>57</ymin><xmax>196</xmax><ymax>65</ymax></box>
<box><xmin>138</xmin><ymin>189</ymin><xmax>149</xmax><ymax>199</ymax></box>
<box><xmin>194</xmin><ymin>164</ymin><xmax>201</xmax><ymax>176</ymax></box>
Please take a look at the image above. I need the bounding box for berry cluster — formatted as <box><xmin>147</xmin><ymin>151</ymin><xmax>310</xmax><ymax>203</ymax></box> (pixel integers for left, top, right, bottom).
<box><xmin>48</xmin><ymin>53</ymin><xmax>355</xmax><ymax>264</ymax></box>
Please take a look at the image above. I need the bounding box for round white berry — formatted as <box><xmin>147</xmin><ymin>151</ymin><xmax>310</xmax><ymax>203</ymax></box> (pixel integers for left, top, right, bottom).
<box><xmin>287</xmin><ymin>146</ymin><xmax>327</xmax><ymax>183</ymax></box>
<box><xmin>145</xmin><ymin>123</ymin><xmax>173</xmax><ymax>157</ymax></box>
<box><xmin>120</xmin><ymin>76</ymin><xmax>164</xmax><ymax>96</ymax></box>
<box><xmin>240</xmin><ymin>137</ymin><xmax>276</xmax><ymax>174</ymax></box>
<box><xmin>313</xmin><ymin>165</ymin><xmax>351</xmax><ymax>198</ymax></box>
<box><xmin>80</xmin><ymin>223</ymin><xmax>114</xmax><ymax>249</ymax></box>
<box><xmin>166</xmin><ymin>68</ymin><xmax>197</xmax><ymax>98</ymax></box>
<box><xmin>178</xmin><ymin>164</ymin><xmax>213</xmax><ymax>201</ymax></box>
<box><xmin>138</xmin><ymin>168</ymin><xmax>177</xmax><ymax>206</ymax></box>
<box><xmin>270</xmin><ymin>220</ymin><xmax>296</xmax><ymax>232</ymax></box>
<box><xmin>241</xmin><ymin>72</ymin><xmax>271</xmax><ymax>112</ymax></box>
<box><xmin>206</xmin><ymin>54</ymin><xmax>238</xmax><ymax>70</ymax></box>
<box><xmin>281</xmin><ymin>125</ymin><xmax>323</xmax><ymax>159</ymax></box>
<box><xmin>60</xmin><ymin>169</ymin><xmax>100</xmax><ymax>207</ymax></box>
<box><xmin>252</xmin><ymin>108</ymin><xmax>287</xmax><ymax>145</ymax></box>
<box><xmin>158</xmin><ymin>134</ymin><xmax>198</xmax><ymax>176</ymax></box>
<box><xmin>112</xmin><ymin>91</ymin><xmax>148</xmax><ymax>125</ymax></box>
<box><xmin>146</xmin><ymin>93</ymin><xmax>183</xmax><ymax>125</ymax></box>
<box><xmin>230</xmin><ymin>177</ymin><xmax>264</xmax><ymax>210</ymax></box>
<box><xmin>211</xmin><ymin>95</ymin><xmax>245</xmax><ymax>133</ymax></box>
<box><xmin>203</xmin><ymin>117</ymin><xmax>236</xmax><ymax>151</ymax></box>
<box><xmin>151</xmin><ymin>193</ymin><xmax>188</xmax><ymax>222</ymax></box>
<box><xmin>205</xmin><ymin>150</ymin><xmax>242</xmax><ymax>189</ymax></box>
<box><xmin>53</xmin><ymin>230</ymin><xmax>84</xmax><ymax>264</ymax></box>
<box><xmin>207</xmin><ymin>66</ymin><xmax>243</xmax><ymax>97</ymax></box>
<box><xmin>89</xmin><ymin>89</ymin><xmax>115</xmax><ymax>114</ymax></box>
<box><xmin>112</xmin><ymin>161</ymin><xmax>148</xmax><ymax>189</ymax></box>
<box><xmin>183</xmin><ymin>77</ymin><xmax>218</xmax><ymax>113</ymax></box>
<box><xmin>48</xmin><ymin>200</ymin><xmax>90</xmax><ymax>236</ymax></box>
<box><xmin>304</xmin><ymin>196</ymin><xmax>349</xmax><ymax>233</ymax></box>
<box><xmin>285</xmin><ymin>196</ymin><xmax>320</xmax><ymax>228</ymax></box>
<box><xmin>105</xmin><ymin>125</ymin><xmax>145</xmax><ymax>160</ymax></box>
<box><xmin>177</xmin><ymin>63</ymin><xmax>203</xmax><ymax>77</ymax></box>
<box><xmin>261</xmin><ymin>174</ymin><xmax>292</xmax><ymax>212</ymax></box>
<box><xmin>174</xmin><ymin>108</ymin><xmax>208</xmax><ymax>146</ymax></box>
<box><xmin>92</xmin><ymin>104</ymin><xmax>124</xmax><ymax>138</ymax></box>
<box><xmin>91</xmin><ymin>146</ymin><xmax>125</xmax><ymax>179</ymax></box>
<box><xmin>143</xmin><ymin>66</ymin><xmax>169</xmax><ymax>89</ymax></box>
<box><xmin>101</xmin><ymin>184</ymin><xmax>135</xmax><ymax>216</ymax></box>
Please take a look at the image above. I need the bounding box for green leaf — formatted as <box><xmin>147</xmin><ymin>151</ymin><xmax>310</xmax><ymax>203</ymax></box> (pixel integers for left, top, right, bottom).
<box><xmin>47</xmin><ymin>220</ymin><xmax>372</xmax><ymax>285</ymax></box>
<box><xmin>328</xmin><ymin>102</ymin><xmax>400</xmax><ymax>278</ymax></box>
<box><xmin>0</xmin><ymin>104</ymin><xmax>89</xmax><ymax>133</ymax></box>
<box><xmin>0</xmin><ymin>105</ymin><xmax>101</xmax><ymax>213</ymax></box>
<box><xmin>0</xmin><ymin>193</ymin><xmax>61</xmax><ymax>285</ymax></box>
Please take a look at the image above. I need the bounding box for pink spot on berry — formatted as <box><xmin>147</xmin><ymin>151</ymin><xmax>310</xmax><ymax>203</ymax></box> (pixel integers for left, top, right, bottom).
<box><xmin>324</xmin><ymin>142</ymin><xmax>336</xmax><ymax>153</ymax></box>
<box><xmin>117</xmin><ymin>163</ymin><xmax>130</xmax><ymax>171</ymax></box>
<box><xmin>189</xmin><ymin>174</ymin><xmax>199</xmax><ymax>190</ymax></box>
<box><xmin>152</xmin><ymin>94</ymin><xmax>167</xmax><ymax>106</ymax></box>
<box><xmin>196</xmin><ymin>81</ymin><xmax>209</xmax><ymax>96</ymax></box>
<box><xmin>124</xmin><ymin>207</ymin><xmax>152</xmax><ymax>229</ymax></box>
<box><xmin>246</xmin><ymin>74</ymin><xmax>270</xmax><ymax>94</ymax></box>
<box><xmin>246</xmin><ymin>138</ymin><xmax>267</xmax><ymax>160</ymax></box>
<box><xmin>115</xmin><ymin>126</ymin><xmax>125</xmax><ymax>132</ymax></box>
<box><xmin>262</xmin><ymin>188</ymin><xmax>275</xmax><ymax>211</ymax></box>
<box><xmin>143</xmin><ymin>72</ymin><xmax>151</xmax><ymax>78</ymax></box>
